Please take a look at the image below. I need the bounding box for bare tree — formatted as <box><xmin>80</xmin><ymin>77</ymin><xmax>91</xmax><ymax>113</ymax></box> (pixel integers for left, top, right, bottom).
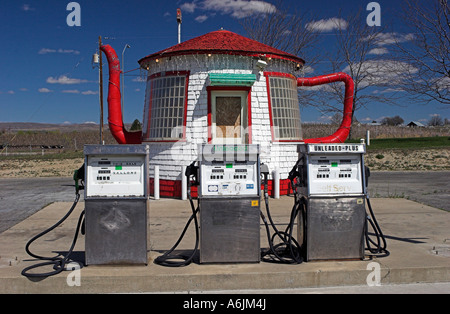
<box><xmin>239</xmin><ymin>1</ymin><xmax>328</xmax><ymax>126</ymax></box>
<box><xmin>239</xmin><ymin>0</ymin><xmax>320</xmax><ymax>69</ymax></box>
<box><xmin>328</xmin><ymin>11</ymin><xmax>402</xmax><ymax>115</ymax></box>
<box><xmin>300</xmin><ymin>10</ymin><xmax>405</xmax><ymax>138</ymax></box>
<box><xmin>428</xmin><ymin>114</ymin><xmax>444</xmax><ymax>126</ymax></box>
<box><xmin>381</xmin><ymin>115</ymin><xmax>404</xmax><ymax>126</ymax></box>
<box><xmin>394</xmin><ymin>0</ymin><xmax>450</xmax><ymax>107</ymax></box>
<box><xmin>240</xmin><ymin>2</ymin><xmax>406</xmax><ymax>139</ymax></box>
<box><xmin>329</xmin><ymin>112</ymin><xmax>343</xmax><ymax>125</ymax></box>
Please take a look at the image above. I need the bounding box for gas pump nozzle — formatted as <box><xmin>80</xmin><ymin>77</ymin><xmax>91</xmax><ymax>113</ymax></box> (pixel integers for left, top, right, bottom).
<box><xmin>288</xmin><ymin>157</ymin><xmax>302</xmax><ymax>182</ymax></box>
<box><xmin>260</xmin><ymin>163</ymin><xmax>269</xmax><ymax>197</ymax></box>
<box><xmin>365</xmin><ymin>166</ymin><xmax>371</xmax><ymax>188</ymax></box>
<box><xmin>185</xmin><ymin>161</ymin><xmax>199</xmax><ymax>186</ymax></box>
<box><xmin>73</xmin><ymin>163</ymin><xmax>85</xmax><ymax>194</ymax></box>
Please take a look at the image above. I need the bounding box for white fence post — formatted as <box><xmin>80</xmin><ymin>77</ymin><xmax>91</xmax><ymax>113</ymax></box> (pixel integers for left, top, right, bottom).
<box><xmin>181</xmin><ymin>165</ymin><xmax>187</xmax><ymax>200</ymax></box>
<box><xmin>273</xmin><ymin>167</ymin><xmax>280</xmax><ymax>199</ymax></box>
<box><xmin>154</xmin><ymin>165</ymin><xmax>160</xmax><ymax>200</ymax></box>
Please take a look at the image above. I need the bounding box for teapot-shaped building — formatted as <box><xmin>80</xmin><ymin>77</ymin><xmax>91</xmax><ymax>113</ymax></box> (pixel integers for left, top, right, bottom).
<box><xmin>101</xmin><ymin>29</ymin><xmax>354</xmax><ymax>197</ymax></box>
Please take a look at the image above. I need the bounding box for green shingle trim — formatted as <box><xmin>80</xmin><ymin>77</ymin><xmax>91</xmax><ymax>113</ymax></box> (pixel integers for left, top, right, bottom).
<box><xmin>209</xmin><ymin>73</ymin><xmax>256</xmax><ymax>86</ymax></box>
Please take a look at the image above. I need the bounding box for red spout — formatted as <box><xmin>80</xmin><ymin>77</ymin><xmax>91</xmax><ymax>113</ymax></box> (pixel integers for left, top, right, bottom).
<box><xmin>298</xmin><ymin>72</ymin><xmax>354</xmax><ymax>143</ymax></box>
<box><xmin>100</xmin><ymin>44</ymin><xmax>142</xmax><ymax>144</ymax></box>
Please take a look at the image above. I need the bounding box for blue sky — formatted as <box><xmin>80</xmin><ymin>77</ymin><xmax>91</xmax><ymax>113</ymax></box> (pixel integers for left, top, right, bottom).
<box><xmin>0</xmin><ymin>0</ymin><xmax>447</xmax><ymax>125</ymax></box>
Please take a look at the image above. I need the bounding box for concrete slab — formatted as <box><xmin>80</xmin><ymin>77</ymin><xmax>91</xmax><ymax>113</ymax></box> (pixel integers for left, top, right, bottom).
<box><xmin>0</xmin><ymin>196</ymin><xmax>449</xmax><ymax>293</ymax></box>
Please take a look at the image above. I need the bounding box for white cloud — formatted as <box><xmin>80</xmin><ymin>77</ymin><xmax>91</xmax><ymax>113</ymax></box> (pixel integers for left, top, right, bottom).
<box><xmin>46</xmin><ymin>75</ymin><xmax>89</xmax><ymax>85</ymax></box>
<box><xmin>39</xmin><ymin>48</ymin><xmax>56</xmax><ymax>54</ymax></box>
<box><xmin>342</xmin><ymin>59</ymin><xmax>418</xmax><ymax>87</ymax></box>
<box><xmin>38</xmin><ymin>88</ymin><xmax>53</xmax><ymax>93</ymax></box>
<box><xmin>298</xmin><ymin>83</ymin><xmax>334</xmax><ymax>92</ymax></box>
<box><xmin>368</xmin><ymin>47</ymin><xmax>389</xmax><ymax>55</ymax></box>
<box><xmin>181</xmin><ymin>0</ymin><xmax>276</xmax><ymax>19</ymax></box>
<box><xmin>180</xmin><ymin>2</ymin><xmax>197</xmax><ymax>13</ymax></box>
<box><xmin>302</xmin><ymin>65</ymin><xmax>314</xmax><ymax>74</ymax></box>
<box><xmin>132</xmin><ymin>77</ymin><xmax>146</xmax><ymax>82</ymax></box>
<box><xmin>60</xmin><ymin>90</ymin><xmax>98</xmax><ymax>95</ymax></box>
<box><xmin>305</xmin><ymin>18</ymin><xmax>348</xmax><ymax>32</ymax></box>
<box><xmin>21</xmin><ymin>4</ymin><xmax>35</xmax><ymax>11</ymax></box>
<box><xmin>372</xmin><ymin>87</ymin><xmax>406</xmax><ymax>94</ymax></box>
<box><xmin>81</xmin><ymin>90</ymin><xmax>98</xmax><ymax>95</ymax></box>
<box><xmin>205</xmin><ymin>0</ymin><xmax>276</xmax><ymax>18</ymax></box>
<box><xmin>432</xmin><ymin>76</ymin><xmax>450</xmax><ymax>91</ymax></box>
<box><xmin>371</xmin><ymin>32</ymin><xmax>415</xmax><ymax>46</ymax></box>
<box><xmin>57</xmin><ymin>48</ymin><xmax>80</xmax><ymax>55</ymax></box>
<box><xmin>317</xmin><ymin>115</ymin><xmax>333</xmax><ymax>123</ymax></box>
<box><xmin>39</xmin><ymin>48</ymin><xmax>80</xmax><ymax>55</ymax></box>
<box><xmin>195</xmin><ymin>15</ymin><xmax>208</xmax><ymax>23</ymax></box>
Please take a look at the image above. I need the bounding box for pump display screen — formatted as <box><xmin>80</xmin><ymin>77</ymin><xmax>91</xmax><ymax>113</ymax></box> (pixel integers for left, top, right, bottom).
<box><xmin>86</xmin><ymin>155</ymin><xmax>146</xmax><ymax>197</ymax></box>
<box><xmin>198</xmin><ymin>144</ymin><xmax>260</xmax><ymax>197</ymax></box>
<box><xmin>200</xmin><ymin>161</ymin><xmax>259</xmax><ymax>196</ymax></box>
<box><xmin>307</xmin><ymin>154</ymin><xmax>364</xmax><ymax>195</ymax></box>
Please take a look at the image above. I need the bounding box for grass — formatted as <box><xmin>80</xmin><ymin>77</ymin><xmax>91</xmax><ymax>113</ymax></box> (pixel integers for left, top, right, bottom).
<box><xmin>347</xmin><ymin>136</ymin><xmax>450</xmax><ymax>150</ymax></box>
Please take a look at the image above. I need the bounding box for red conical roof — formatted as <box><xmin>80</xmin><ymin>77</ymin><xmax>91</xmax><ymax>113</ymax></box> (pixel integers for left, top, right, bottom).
<box><xmin>138</xmin><ymin>29</ymin><xmax>304</xmax><ymax>65</ymax></box>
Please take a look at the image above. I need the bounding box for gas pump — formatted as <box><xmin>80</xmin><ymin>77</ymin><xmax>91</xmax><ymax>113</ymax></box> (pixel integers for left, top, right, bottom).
<box><xmin>154</xmin><ymin>144</ymin><xmax>261</xmax><ymax>266</ymax></box>
<box><xmin>21</xmin><ymin>144</ymin><xmax>150</xmax><ymax>277</ymax></box>
<box><xmin>198</xmin><ymin>144</ymin><xmax>261</xmax><ymax>263</ymax></box>
<box><xmin>83</xmin><ymin>144</ymin><xmax>150</xmax><ymax>265</ymax></box>
<box><xmin>293</xmin><ymin>143</ymin><xmax>388</xmax><ymax>261</ymax></box>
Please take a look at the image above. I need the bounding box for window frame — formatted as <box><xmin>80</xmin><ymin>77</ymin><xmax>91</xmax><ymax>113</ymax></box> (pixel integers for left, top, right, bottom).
<box><xmin>143</xmin><ymin>71</ymin><xmax>190</xmax><ymax>142</ymax></box>
<box><xmin>264</xmin><ymin>72</ymin><xmax>303</xmax><ymax>142</ymax></box>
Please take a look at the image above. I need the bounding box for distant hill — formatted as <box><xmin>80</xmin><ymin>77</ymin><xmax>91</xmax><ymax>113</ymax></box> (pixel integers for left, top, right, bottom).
<box><xmin>0</xmin><ymin>122</ymin><xmax>112</xmax><ymax>132</ymax></box>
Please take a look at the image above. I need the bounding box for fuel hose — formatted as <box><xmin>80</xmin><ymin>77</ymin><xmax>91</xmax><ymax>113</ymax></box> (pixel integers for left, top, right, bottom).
<box><xmin>260</xmin><ymin>169</ymin><xmax>303</xmax><ymax>264</ymax></box>
<box><xmin>21</xmin><ymin>193</ymin><xmax>85</xmax><ymax>278</ymax></box>
<box><xmin>365</xmin><ymin>195</ymin><xmax>390</xmax><ymax>258</ymax></box>
<box><xmin>153</xmin><ymin>162</ymin><xmax>200</xmax><ymax>267</ymax></box>
<box><xmin>21</xmin><ymin>166</ymin><xmax>85</xmax><ymax>278</ymax></box>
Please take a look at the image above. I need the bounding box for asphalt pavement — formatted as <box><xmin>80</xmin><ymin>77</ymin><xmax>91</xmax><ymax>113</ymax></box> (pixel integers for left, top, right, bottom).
<box><xmin>0</xmin><ymin>177</ymin><xmax>78</xmax><ymax>233</ymax></box>
<box><xmin>367</xmin><ymin>171</ymin><xmax>450</xmax><ymax>212</ymax></box>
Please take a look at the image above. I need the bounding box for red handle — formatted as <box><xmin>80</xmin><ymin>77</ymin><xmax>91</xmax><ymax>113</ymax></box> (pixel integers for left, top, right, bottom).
<box><xmin>298</xmin><ymin>72</ymin><xmax>354</xmax><ymax>143</ymax></box>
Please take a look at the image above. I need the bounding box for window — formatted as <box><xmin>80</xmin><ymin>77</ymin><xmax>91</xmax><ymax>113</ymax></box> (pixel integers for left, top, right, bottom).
<box><xmin>144</xmin><ymin>72</ymin><xmax>188</xmax><ymax>141</ymax></box>
<box><xmin>268</xmin><ymin>75</ymin><xmax>302</xmax><ymax>141</ymax></box>
<box><xmin>209</xmin><ymin>88</ymin><xmax>250</xmax><ymax>145</ymax></box>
